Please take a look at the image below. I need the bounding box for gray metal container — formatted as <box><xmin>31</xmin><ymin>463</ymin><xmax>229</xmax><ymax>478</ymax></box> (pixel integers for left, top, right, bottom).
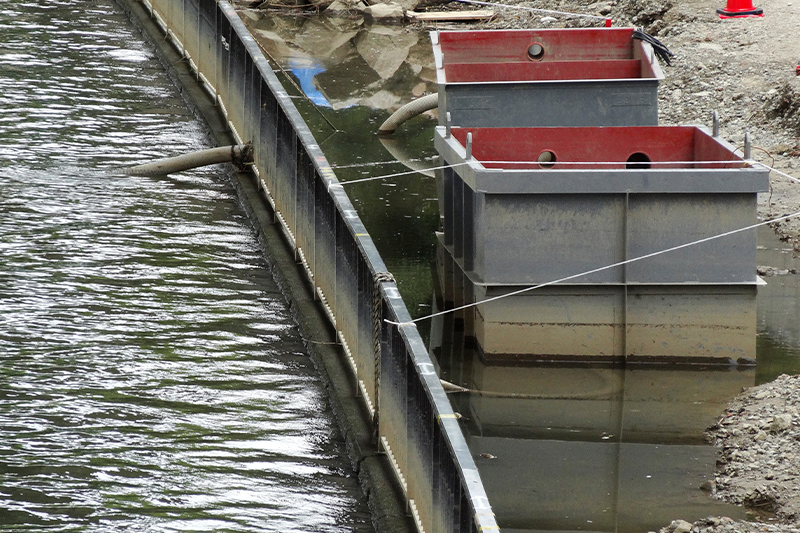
<box><xmin>435</xmin><ymin>124</ymin><xmax>770</xmax><ymax>286</ymax></box>
<box><xmin>432</xmin><ymin>28</ymin><xmax>665</xmax><ymax>127</ymax></box>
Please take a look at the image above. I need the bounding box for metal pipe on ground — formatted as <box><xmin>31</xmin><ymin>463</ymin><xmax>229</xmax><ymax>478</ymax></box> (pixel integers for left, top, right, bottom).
<box><xmin>377</xmin><ymin>93</ymin><xmax>438</xmax><ymax>135</ymax></box>
<box><xmin>118</xmin><ymin>144</ymin><xmax>252</xmax><ymax>176</ymax></box>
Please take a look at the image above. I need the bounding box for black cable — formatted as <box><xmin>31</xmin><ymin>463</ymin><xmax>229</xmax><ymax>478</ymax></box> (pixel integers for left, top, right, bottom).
<box><xmin>632</xmin><ymin>27</ymin><xmax>675</xmax><ymax>66</ymax></box>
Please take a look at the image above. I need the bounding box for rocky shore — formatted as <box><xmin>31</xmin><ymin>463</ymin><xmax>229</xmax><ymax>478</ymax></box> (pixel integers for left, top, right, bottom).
<box><xmin>659</xmin><ymin>374</ymin><xmax>800</xmax><ymax>533</ymax></box>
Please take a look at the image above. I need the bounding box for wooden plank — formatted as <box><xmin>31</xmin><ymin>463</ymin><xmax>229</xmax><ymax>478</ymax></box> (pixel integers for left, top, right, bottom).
<box><xmin>405</xmin><ymin>9</ymin><xmax>494</xmax><ymax>21</ymax></box>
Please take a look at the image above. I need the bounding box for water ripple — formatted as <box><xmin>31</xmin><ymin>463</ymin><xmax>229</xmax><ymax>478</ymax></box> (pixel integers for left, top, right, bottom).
<box><xmin>0</xmin><ymin>1</ymin><xmax>372</xmax><ymax>531</ymax></box>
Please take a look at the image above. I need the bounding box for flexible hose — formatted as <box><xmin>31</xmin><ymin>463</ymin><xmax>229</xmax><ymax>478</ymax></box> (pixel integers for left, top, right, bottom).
<box><xmin>118</xmin><ymin>144</ymin><xmax>252</xmax><ymax>176</ymax></box>
<box><xmin>377</xmin><ymin>93</ymin><xmax>438</xmax><ymax>135</ymax></box>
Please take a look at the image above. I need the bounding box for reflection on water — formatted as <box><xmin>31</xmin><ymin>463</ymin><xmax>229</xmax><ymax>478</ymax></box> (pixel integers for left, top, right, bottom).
<box><xmin>426</xmin><ymin>228</ymin><xmax>800</xmax><ymax>531</ymax></box>
<box><xmin>431</xmin><ymin>243</ymin><xmax>751</xmax><ymax>532</ymax></box>
<box><xmin>241</xmin><ymin>11</ymin><xmax>442</xmax><ymax>339</ymax></box>
<box><xmin>0</xmin><ymin>2</ymin><xmax>371</xmax><ymax>531</ymax></box>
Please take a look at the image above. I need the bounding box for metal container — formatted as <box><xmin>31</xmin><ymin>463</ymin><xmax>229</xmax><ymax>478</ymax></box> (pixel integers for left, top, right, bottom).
<box><xmin>435</xmin><ymin>124</ymin><xmax>770</xmax><ymax>286</ymax></box>
<box><xmin>431</xmin><ymin>28</ymin><xmax>665</xmax><ymax>127</ymax></box>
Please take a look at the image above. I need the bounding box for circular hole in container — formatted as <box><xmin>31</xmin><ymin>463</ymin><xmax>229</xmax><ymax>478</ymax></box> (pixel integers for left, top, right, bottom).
<box><xmin>626</xmin><ymin>152</ymin><xmax>651</xmax><ymax>169</ymax></box>
<box><xmin>538</xmin><ymin>150</ymin><xmax>557</xmax><ymax>169</ymax></box>
<box><xmin>527</xmin><ymin>42</ymin><xmax>545</xmax><ymax>61</ymax></box>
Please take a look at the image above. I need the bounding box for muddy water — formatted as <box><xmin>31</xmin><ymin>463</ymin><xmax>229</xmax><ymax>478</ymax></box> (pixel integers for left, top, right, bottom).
<box><xmin>244</xmin><ymin>11</ymin><xmax>800</xmax><ymax>533</ymax></box>
<box><xmin>755</xmin><ymin>226</ymin><xmax>800</xmax><ymax>382</ymax></box>
<box><xmin>0</xmin><ymin>2</ymin><xmax>373</xmax><ymax>531</ymax></box>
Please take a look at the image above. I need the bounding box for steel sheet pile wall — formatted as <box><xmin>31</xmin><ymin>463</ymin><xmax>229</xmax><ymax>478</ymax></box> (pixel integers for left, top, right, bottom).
<box><xmin>139</xmin><ymin>1</ymin><xmax>497</xmax><ymax>532</ymax></box>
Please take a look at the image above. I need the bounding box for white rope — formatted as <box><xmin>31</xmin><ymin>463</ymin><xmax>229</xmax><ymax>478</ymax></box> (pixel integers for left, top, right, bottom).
<box><xmin>330</xmin><ymin>162</ymin><xmax>469</xmax><ymax>186</ymax></box>
<box><xmin>452</xmin><ymin>0</ymin><xmax>610</xmax><ymax>21</ymax></box>
<box><xmin>331</xmin><ymin>157</ymin><xmax>436</xmax><ymax>170</ymax></box>
<box><xmin>752</xmin><ymin>161</ymin><xmax>800</xmax><ymax>185</ymax></box>
<box><xmin>386</xmin><ymin>209</ymin><xmax>800</xmax><ymax>327</ymax></box>
<box><xmin>327</xmin><ymin>158</ymin><xmax>760</xmax><ymax>188</ymax></box>
<box><xmin>479</xmin><ymin>159</ymin><xmax>754</xmax><ymax>168</ymax></box>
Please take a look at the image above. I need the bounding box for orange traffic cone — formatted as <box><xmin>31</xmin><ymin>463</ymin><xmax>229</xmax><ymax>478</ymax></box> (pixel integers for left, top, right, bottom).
<box><xmin>717</xmin><ymin>0</ymin><xmax>763</xmax><ymax>18</ymax></box>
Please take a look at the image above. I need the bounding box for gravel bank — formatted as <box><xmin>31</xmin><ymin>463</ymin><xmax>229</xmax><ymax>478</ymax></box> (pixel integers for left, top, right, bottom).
<box><xmin>656</xmin><ymin>375</ymin><xmax>800</xmax><ymax>533</ymax></box>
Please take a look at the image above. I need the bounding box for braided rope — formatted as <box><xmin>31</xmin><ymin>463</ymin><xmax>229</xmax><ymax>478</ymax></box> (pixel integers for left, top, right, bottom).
<box><xmin>372</xmin><ymin>271</ymin><xmax>396</xmax><ymax>432</ymax></box>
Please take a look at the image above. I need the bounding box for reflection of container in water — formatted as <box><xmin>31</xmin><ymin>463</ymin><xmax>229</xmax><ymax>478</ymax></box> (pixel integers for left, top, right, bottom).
<box><xmin>429</xmin><ymin>252</ymin><xmax>752</xmax><ymax>532</ymax></box>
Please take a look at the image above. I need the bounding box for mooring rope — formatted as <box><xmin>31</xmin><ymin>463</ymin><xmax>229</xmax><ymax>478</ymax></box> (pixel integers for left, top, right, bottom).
<box><xmin>331</xmin><ymin>157</ymin><xmax>436</xmax><ymax>170</ymax></box>
<box><xmin>754</xmin><ymin>161</ymin><xmax>800</xmax><ymax>184</ymax></box>
<box><xmin>385</xmin><ymin>208</ymin><xmax>800</xmax><ymax>327</ymax></box>
<box><xmin>330</xmin><ymin>162</ymin><xmax>469</xmax><ymax>186</ymax></box>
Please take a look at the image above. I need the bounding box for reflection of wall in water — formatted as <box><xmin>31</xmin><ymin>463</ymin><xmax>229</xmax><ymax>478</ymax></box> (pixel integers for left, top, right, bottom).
<box><xmin>429</xmin><ymin>241</ymin><xmax>753</xmax><ymax>532</ymax></box>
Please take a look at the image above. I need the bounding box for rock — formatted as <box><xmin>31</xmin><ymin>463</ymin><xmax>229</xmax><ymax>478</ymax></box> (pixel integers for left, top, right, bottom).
<box><xmin>771</xmin><ymin>413</ymin><xmax>793</xmax><ymax>432</ymax></box>
<box><xmin>362</xmin><ymin>89</ymin><xmax>400</xmax><ymax>108</ymax></box>
<box><xmin>238</xmin><ymin>9</ymin><xmax>262</xmax><ymax>21</ymax></box>
<box><xmin>324</xmin><ymin>0</ymin><xmax>366</xmax><ymax>15</ymax></box>
<box><xmin>363</xmin><ymin>2</ymin><xmax>405</xmax><ymax>21</ymax></box>
<box><xmin>293</xmin><ymin>19</ymin><xmax>360</xmax><ymax>61</ymax></box>
<box><xmin>588</xmin><ymin>1</ymin><xmax>613</xmax><ymax>14</ymax></box>
<box><xmin>355</xmin><ymin>26</ymin><xmax>417</xmax><ymax>78</ymax></box>
<box><xmin>410</xmin><ymin>81</ymin><xmax>427</xmax><ymax>97</ymax></box>
<box><xmin>671</xmin><ymin>519</ymin><xmax>694</xmax><ymax>533</ymax></box>
<box><xmin>700</xmin><ymin>480</ymin><xmax>715</xmax><ymax>492</ymax></box>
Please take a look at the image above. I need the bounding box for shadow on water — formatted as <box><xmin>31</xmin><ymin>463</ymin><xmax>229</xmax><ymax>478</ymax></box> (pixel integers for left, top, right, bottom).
<box><xmin>244</xmin><ymin>11</ymin><xmax>800</xmax><ymax>532</ymax></box>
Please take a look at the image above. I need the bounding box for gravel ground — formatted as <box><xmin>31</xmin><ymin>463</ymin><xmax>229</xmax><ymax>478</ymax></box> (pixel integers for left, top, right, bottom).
<box><xmin>652</xmin><ymin>375</ymin><xmax>800</xmax><ymax>533</ymax></box>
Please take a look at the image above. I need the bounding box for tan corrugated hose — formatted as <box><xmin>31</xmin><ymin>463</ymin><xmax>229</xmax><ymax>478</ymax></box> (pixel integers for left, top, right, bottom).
<box><xmin>377</xmin><ymin>93</ymin><xmax>438</xmax><ymax>135</ymax></box>
<box><xmin>118</xmin><ymin>144</ymin><xmax>252</xmax><ymax>176</ymax></box>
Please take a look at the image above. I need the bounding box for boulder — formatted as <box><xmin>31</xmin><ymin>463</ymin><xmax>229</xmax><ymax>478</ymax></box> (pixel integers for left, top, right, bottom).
<box><xmin>363</xmin><ymin>1</ymin><xmax>405</xmax><ymax>21</ymax></box>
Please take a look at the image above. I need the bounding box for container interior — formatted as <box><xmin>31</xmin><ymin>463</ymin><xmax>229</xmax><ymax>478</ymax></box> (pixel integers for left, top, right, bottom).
<box><xmin>449</xmin><ymin>126</ymin><xmax>746</xmax><ymax>170</ymax></box>
<box><xmin>435</xmin><ymin>28</ymin><xmax>661</xmax><ymax>82</ymax></box>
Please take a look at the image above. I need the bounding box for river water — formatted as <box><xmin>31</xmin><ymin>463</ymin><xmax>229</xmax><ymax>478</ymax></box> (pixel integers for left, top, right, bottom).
<box><xmin>0</xmin><ymin>2</ymin><xmax>372</xmax><ymax>531</ymax></box>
